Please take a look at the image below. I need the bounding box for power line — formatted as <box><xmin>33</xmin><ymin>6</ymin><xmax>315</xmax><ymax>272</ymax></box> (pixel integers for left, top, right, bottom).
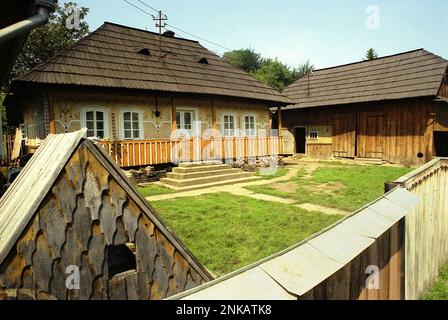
<box><xmin>122</xmin><ymin>0</ymin><xmax>233</xmax><ymax>52</ymax></box>
<box><xmin>135</xmin><ymin>0</ymin><xmax>159</xmax><ymax>13</ymax></box>
<box><xmin>165</xmin><ymin>23</ymin><xmax>232</xmax><ymax>52</ymax></box>
<box><xmin>122</xmin><ymin>0</ymin><xmax>153</xmax><ymax>16</ymax></box>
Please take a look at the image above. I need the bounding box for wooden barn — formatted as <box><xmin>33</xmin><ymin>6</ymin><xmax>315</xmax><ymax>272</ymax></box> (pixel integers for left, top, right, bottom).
<box><xmin>5</xmin><ymin>22</ymin><xmax>290</xmax><ymax>168</ymax></box>
<box><xmin>280</xmin><ymin>49</ymin><xmax>448</xmax><ymax>166</ymax></box>
<box><xmin>0</xmin><ymin>130</ymin><xmax>212</xmax><ymax>300</ymax></box>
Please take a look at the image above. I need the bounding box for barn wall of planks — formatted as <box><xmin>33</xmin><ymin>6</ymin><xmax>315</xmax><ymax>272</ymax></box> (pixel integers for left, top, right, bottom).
<box><xmin>394</xmin><ymin>158</ymin><xmax>448</xmax><ymax>299</ymax></box>
<box><xmin>282</xmin><ymin>98</ymin><xmax>448</xmax><ymax>166</ymax></box>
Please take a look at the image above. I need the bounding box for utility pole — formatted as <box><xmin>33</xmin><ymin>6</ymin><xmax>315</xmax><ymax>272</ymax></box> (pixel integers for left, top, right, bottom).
<box><xmin>152</xmin><ymin>11</ymin><xmax>168</xmax><ymax>59</ymax></box>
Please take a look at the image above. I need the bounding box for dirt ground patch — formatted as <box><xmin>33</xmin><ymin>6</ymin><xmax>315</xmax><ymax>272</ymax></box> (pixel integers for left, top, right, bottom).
<box><xmin>271</xmin><ymin>182</ymin><xmax>298</xmax><ymax>193</ymax></box>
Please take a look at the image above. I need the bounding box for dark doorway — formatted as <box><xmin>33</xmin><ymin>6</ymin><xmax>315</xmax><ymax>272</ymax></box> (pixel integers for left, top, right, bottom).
<box><xmin>294</xmin><ymin>127</ymin><xmax>307</xmax><ymax>154</ymax></box>
<box><xmin>434</xmin><ymin>131</ymin><xmax>448</xmax><ymax>157</ymax></box>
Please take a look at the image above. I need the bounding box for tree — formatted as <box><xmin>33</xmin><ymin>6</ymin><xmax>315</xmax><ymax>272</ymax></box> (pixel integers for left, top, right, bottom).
<box><xmin>11</xmin><ymin>2</ymin><xmax>90</xmax><ymax>80</ymax></box>
<box><xmin>223</xmin><ymin>49</ymin><xmax>262</xmax><ymax>73</ymax></box>
<box><xmin>292</xmin><ymin>60</ymin><xmax>314</xmax><ymax>80</ymax></box>
<box><xmin>364</xmin><ymin>48</ymin><xmax>379</xmax><ymax>61</ymax></box>
<box><xmin>253</xmin><ymin>59</ymin><xmax>296</xmax><ymax>91</ymax></box>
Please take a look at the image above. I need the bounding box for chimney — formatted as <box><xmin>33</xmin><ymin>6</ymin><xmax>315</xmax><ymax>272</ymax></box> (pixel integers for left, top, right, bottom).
<box><xmin>162</xmin><ymin>30</ymin><xmax>175</xmax><ymax>38</ymax></box>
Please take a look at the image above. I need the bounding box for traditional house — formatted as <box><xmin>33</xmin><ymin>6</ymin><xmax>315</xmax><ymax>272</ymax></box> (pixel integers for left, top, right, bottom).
<box><xmin>0</xmin><ymin>130</ymin><xmax>212</xmax><ymax>300</ymax></box>
<box><xmin>280</xmin><ymin>49</ymin><xmax>448</xmax><ymax>166</ymax></box>
<box><xmin>6</xmin><ymin>22</ymin><xmax>290</xmax><ymax>167</ymax></box>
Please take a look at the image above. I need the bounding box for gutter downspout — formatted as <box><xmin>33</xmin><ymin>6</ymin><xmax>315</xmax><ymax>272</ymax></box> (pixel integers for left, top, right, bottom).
<box><xmin>0</xmin><ymin>0</ymin><xmax>57</xmax><ymax>44</ymax></box>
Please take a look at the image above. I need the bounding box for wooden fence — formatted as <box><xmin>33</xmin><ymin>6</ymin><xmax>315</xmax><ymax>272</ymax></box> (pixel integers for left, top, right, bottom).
<box><xmin>1</xmin><ymin>133</ymin><xmax>14</xmax><ymax>165</ymax></box>
<box><xmin>393</xmin><ymin>158</ymin><xmax>448</xmax><ymax>299</ymax></box>
<box><xmin>99</xmin><ymin>136</ymin><xmax>281</xmax><ymax>167</ymax></box>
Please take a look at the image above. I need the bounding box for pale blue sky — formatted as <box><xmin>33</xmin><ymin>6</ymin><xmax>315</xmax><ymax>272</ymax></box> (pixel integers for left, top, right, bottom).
<box><xmin>65</xmin><ymin>0</ymin><xmax>448</xmax><ymax>69</ymax></box>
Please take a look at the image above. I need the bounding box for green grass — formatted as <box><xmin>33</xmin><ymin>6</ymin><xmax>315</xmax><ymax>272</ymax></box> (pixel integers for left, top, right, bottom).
<box><xmin>255</xmin><ymin>167</ymin><xmax>289</xmax><ymax>180</ymax></box>
<box><xmin>152</xmin><ymin>193</ymin><xmax>343</xmax><ymax>275</ymax></box>
<box><xmin>247</xmin><ymin>165</ymin><xmax>413</xmax><ymax>212</ymax></box>
<box><xmin>422</xmin><ymin>264</ymin><xmax>448</xmax><ymax>300</ymax></box>
<box><xmin>138</xmin><ymin>184</ymin><xmax>175</xmax><ymax>197</ymax></box>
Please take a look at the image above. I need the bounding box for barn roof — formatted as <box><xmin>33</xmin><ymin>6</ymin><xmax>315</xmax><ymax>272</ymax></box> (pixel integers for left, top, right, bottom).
<box><xmin>0</xmin><ymin>130</ymin><xmax>211</xmax><ymax>282</ymax></box>
<box><xmin>283</xmin><ymin>49</ymin><xmax>448</xmax><ymax>109</ymax></box>
<box><xmin>13</xmin><ymin>22</ymin><xmax>291</xmax><ymax>105</ymax></box>
<box><xmin>169</xmin><ymin>188</ymin><xmax>419</xmax><ymax>300</ymax></box>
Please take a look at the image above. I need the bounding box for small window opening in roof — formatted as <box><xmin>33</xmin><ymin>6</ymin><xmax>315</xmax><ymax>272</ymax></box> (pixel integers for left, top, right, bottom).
<box><xmin>137</xmin><ymin>48</ymin><xmax>151</xmax><ymax>56</ymax></box>
<box><xmin>107</xmin><ymin>243</ymin><xmax>136</xmax><ymax>278</ymax></box>
<box><xmin>198</xmin><ymin>57</ymin><xmax>209</xmax><ymax>65</ymax></box>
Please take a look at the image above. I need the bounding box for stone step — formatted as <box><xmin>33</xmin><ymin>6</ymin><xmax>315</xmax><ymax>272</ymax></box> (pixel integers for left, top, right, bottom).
<box><xmin>167</xmin><ymin>168</ymin><xmax>240</xmax><ymax>180</ymax></box>
<box><xmin>354</xmin><ymin>157</ymin><xmax>386</xmax><ymax>165</ymax></box>
<box><xmin>160</xmin><ymin>171</ymin><xmax>255</xmax><ymax>188</ymax></box>
<box><xmin>159</xmin><ymin>176</ymin><xmax>263</xmax><ymax>192</ymax></box>
<box><xmin>178</xmin><ymin>161</ymin><xmax>223</xmax><ymax>168</ymax></box>
<box><xmin>173</xmin><ymin>164</ymin><xmax>233</xmax><ymax>174</ymax></box>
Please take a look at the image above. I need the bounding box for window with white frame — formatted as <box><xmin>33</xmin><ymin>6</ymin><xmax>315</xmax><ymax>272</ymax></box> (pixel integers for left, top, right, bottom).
<box><xmin>176</xmin><ymin>110</ymin><xmax>194</xmax><ymax>136</ymax></box>
<box><xmin>244</xmin><ymin>115</ymin><xmax>256</xmax><ymax>136</ymax></box>
<box><xmin>309</xmin><ymin>131</ymin><xmax>319</xmax><ymax>140</ymax></box>
<box><xmin>80</xmin><ymin>108</ymin><xmax>109</xmax><ymax>139</ymax></box>
<box><xmin>121</xmin><ymin>110</ymin><xmax>143</xmax><ymax>140</ymax></box>
<box><xmin>222</xmin><ymin>114</ymin><xmax>236</xmax><ymax>137</ymax></box>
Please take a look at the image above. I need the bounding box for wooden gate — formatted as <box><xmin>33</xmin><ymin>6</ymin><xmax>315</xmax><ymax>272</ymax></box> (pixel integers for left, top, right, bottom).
<box><xmin>358</xmin><ymin>112</ymin><xmax>386</xmax><ymax>159</ymax></box>
<box><xmin>332</xmin><ymin>113</ymin><xmax>356</xmax><ymax>158</ymax></box>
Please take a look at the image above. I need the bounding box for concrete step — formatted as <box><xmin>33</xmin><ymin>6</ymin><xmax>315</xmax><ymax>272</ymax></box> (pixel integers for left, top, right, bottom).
<box><xmin>167</xmin><ymin>168</ymin><xmax>240</xmax><ymax>180</ymax></box>
<box><xmin>160</xmin><ymin>171</ymin><xmax>255</xmax><ymax>188</ymax></box>
<box><xmin>354</xmin><ymin>157</ymin><xmax>386</xmax><ymax>165</ymax></box>
<box><xmin>160</xmin><ymin>176</ymin><xmax>263</xmax><ymax>192</ymax></box>
<box><xmin>173</xmin><ymin>164</ymin><xmax>233</xmax><ymax>174</ymax></box>
<box><xmin>178</xmin><ymin>161</ymin><xmax>223</xmax><ymax>168</ymax></box>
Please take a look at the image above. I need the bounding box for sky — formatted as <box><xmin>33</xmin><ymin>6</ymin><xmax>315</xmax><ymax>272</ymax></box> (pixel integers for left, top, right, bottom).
<box><xmin>64</xmin><ymin>0</ymin><xmax>448</xmax><ymax>69</ymax></box>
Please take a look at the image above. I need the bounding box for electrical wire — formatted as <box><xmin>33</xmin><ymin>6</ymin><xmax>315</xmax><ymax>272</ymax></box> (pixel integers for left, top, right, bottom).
<box><xmin>121</xmin><ymin>0</ymin><xmax>232</xmax><ymax>52</ymax></box>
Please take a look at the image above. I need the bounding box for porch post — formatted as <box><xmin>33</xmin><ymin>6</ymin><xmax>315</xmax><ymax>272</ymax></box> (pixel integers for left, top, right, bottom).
<box><xmin>277</xmin><ymin>106</ymin><xmax>283</xmax><ymax>155</ymax></box>
<box><xmin>48</xmin><ymin>92</ymin><xmax>56</xmax><ymax>134</ymax></box>
<box><xmin>171</xmin><ymin>97</ymin><xmax>177</xmax><ymax>136</ymax></box>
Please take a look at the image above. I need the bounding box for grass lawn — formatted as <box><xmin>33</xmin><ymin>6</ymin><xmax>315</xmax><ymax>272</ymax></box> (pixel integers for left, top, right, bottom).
<box><xmin>138</xmin><ymin>184</ymin><xmax>175</xmax><ymax>197</ymax></box>
<box><xmin>422</xmin><ymin>264</ymin><xmax>448</xmax><ymax>300</ymax></box>
<box><xmin>246</xmin><ymin>165</ymin><xmax>413</xmax><ymax>212</ymax></box>
<box><xmin>152</xmin><ymin>192</ymin><xmax>343</xmax><ymax>276</ymax></box>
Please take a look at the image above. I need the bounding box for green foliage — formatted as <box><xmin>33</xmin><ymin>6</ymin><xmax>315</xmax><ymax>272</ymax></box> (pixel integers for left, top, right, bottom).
<box><xmin>138</xmin><ymin>184</ymin><xmax>175</xmax><ymax>197</ymax></box>
<box><xmin>11</xmin><ymin>2</ymin><xmax>90</xmax><ymax>80</ymax></box>
<box><xmin>0</xmin><ymin>92</ymin><xmax>6</xmax><ymax>123</ymax></box>
<box><xmin>247</xmin><ymin>165</ymin><xmax>412</xmax><ymax>212</ymax></box>
<box><xmin>223</xmin><ymin>48</ymin><xmax>314</xmax><ymax>91</ymax></box>
<box><xmin>364</xmin><ymin>48</ymin><xmax>379</xmax><ymax>61</ymax></box>
<box><xmin>152</xmin><ymin>193</ymin><xmax>342</xmax><ymax>275</ymax></box>
<box><xmin>252</xmin><ymin>59</ymin><xmax>296</xmax><ymax>91</ymax></box>
<box><xmin>222</xmin><ymin>48</ymin><xmax>262</xmax><ymax>73</ymax></box>
<box><xmin>422</xmin><ymin>264</ymin><xmax>448</xmax><ymax>300</ymax></box>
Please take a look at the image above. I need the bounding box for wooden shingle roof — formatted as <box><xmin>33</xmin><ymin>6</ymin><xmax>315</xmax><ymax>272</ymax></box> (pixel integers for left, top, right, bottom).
<box><xmin>15</xmin><ymin>22</ymin><xmax>291</xmax><ymax>105</ymax></box>
<box><xmin>283</xmin><ymin>49</ymin><xmax>448</xmax><ymax>109</ymax></box>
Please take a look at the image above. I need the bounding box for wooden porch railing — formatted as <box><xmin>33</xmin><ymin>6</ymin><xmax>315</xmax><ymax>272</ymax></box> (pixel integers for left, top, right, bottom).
<box><xmin>99</xmin><ymin>136</ymin><xmax>282</xmax><ymax>168</ymax></box>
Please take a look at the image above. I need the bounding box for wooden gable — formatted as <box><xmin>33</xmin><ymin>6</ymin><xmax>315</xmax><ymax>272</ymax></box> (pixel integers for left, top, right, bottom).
<box><xmin>0</xmin><ymin>131</ymin><xmax>212</xmax><ymax>300</ymax></box>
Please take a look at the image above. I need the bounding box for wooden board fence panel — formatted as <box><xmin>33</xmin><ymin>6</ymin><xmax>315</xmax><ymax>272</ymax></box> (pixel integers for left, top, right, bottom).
<box><xmin>99</xmin><ymin>136</ymin><xmax>281</xmax><ymax>167</ymax></box>
<box><xmin>1</xmin><ymin>133</ymin><xmax>14</xmax><ymax>164</ymax></box>
<box><xmin>394</xmin><ymin>159</ymin><xmax>448</xmax><ymax>299</ymax></box>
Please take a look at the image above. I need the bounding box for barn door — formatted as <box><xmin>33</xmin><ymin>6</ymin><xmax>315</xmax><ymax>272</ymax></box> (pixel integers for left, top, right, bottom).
<box><xmin>358</xmin><ymin>112</ymin><xmax>386</xmax><ymax>159</ymax></box>
<box><xmin>332</xmin><ymin>113</ymin><xmax>356</xmax><ymax>158</ymax></box>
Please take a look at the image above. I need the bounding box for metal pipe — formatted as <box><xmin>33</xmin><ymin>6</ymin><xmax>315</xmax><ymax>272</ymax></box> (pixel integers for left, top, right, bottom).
<box><xmin>0</xmin><ymin>7</ymin><xmax>51</xmax><ymax>44</ymax></box>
